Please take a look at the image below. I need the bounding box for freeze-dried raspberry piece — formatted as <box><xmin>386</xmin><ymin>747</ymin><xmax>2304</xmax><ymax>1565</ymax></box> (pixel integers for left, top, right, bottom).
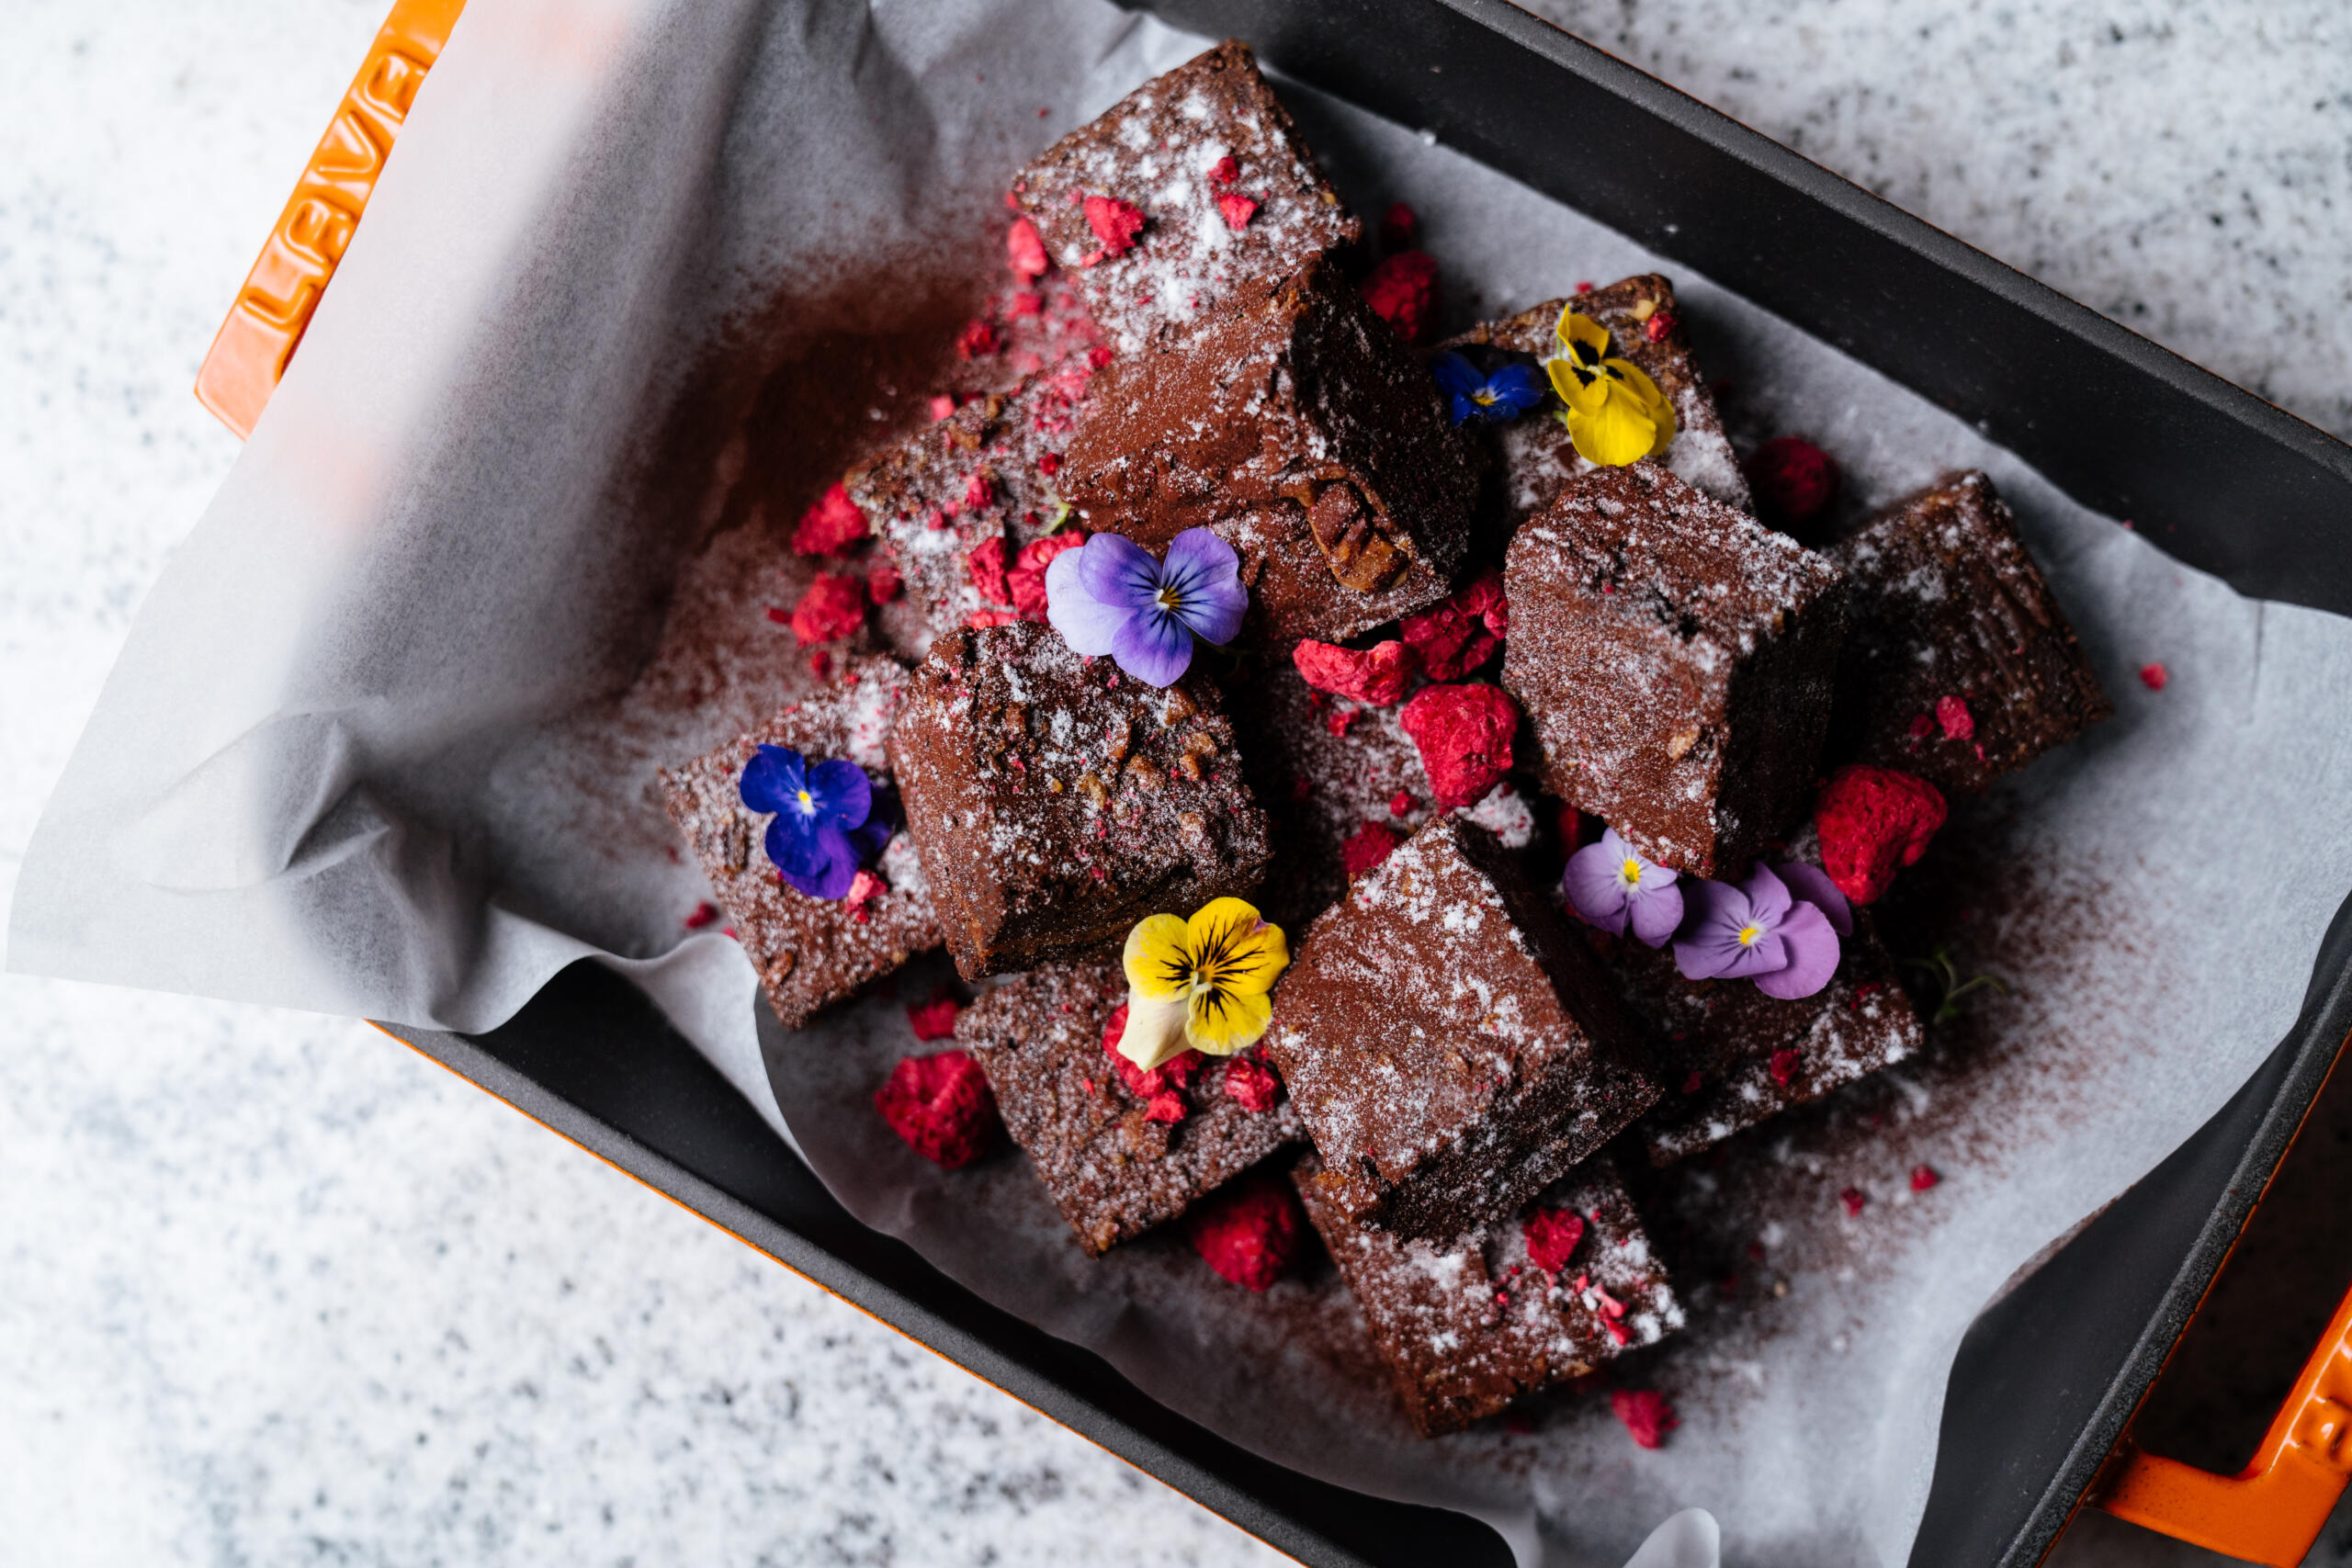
<box><xmin>1216</xmin><ymin>191</ymin><xmax>1258</xmax><ymax>231</ymax></box>
<box><xmin>907</xmin><ymin>990</ymin><xmax>961</xmax><ymax>1041</ymax></box>
<box><xmin>1146</xmin><ymin>1091</ymin><xmax>1189</xmax><ymax>1124</ymax></box>
<box><xmin>1083</xmin><ymin>194</ymin><xmax>1145</xmax><ymax>258</ymax></box>
<box><xmin>1814</xmin><ymin>763</ymin><xmax>1947</xmax><ymax>904</ymax></box>
<box><xmin>1358</xmin><ymin>250</ymin><xmax>1438</xmax><ymax>344</ymax></box>
<box><xmin>956</xmin><ymin>318</ymin><xmax>1001</xmax><ymax>359</ymax></box>
<box><xmin>1007</xmin><ymin>216</ymin><xmax>1049</xmax><ymax>282</ymax></box>
<box><xmin>874</xmin><ymin>1050</ymin><xmax>999</xmax><ymax>1168</ymax></box>
<box><xmin>1398</xmin><ymin>682</ymin><xmax>1518</xmax><ymax>808</ymax></box>
<box><xmin>1184</xmin><ymin>1175</ymin><xmax>1302</xmax><ymax>1292</ymax></box>
<box><xmin>683</xmin><ymin>901</ymin><xmax>720</xmax><ymax>930</ymax></box>
<box><xmin>966</xmin><ymin>535</ymin><xmax>1012</xmax><ymax>605</ymax></box>
<box><xmin>1006</xmin><ymin>532</ymin><xmax>1085</xmax><ymax>621</ymax></box>
<box><xmin>845</xmin><ymin>868</ymin><xmax>887</xmax><ymax>919</ymax></box>
<box><xmin>1222</xmin><ymin>1052</ymin><xmax>1282</xmax><ymax>1112</ymax></box>
<box><xmin>1611</xmin><ymin>1388</ymin><xmax>1678</xmax><ymax>1450</ymax></box>
<box><xmin>1643</xmin><ymin>311</ymin><xmax>1679</xmax><ymax>344</ymax></box>
<box><xmin>2140</xmin><ymin>662</ymin><xmax>2168</xmax><ymax>691</ymax></box>
<box><xmin>1400</xmin><ymin>570</ymin><xmax>1507</xmax><ymax>680</ymax></box>
<box><xmin>1292</xmin><ymin>637</ymin><xmax>1416</xmax><ymax>705</ymax></box>
<box><xmin>790</xmin><ymin>573</ymin><xmax>866</xmax><ymax>647</ymax></box>
<box><xmin>1521</xmin><ymin>1207</ymin><xmax>1587</xmax><ymax>1272</ymax></box>
<box><xmin>1769</xmin><ymin>1049</ymin><xmax>1801</xmax><ymax>1087</ymax></box>
<box><xmin>1935</xmin><ymin>694</ymin><xmax>1974</xmax><ymax>740</ymax></box>
<box><xmin>1102</xmin><ymin>1001</ymin><xmax>1201</xmax><ymax>1099</ymax></box>
<box><xmin>1745</xmin><ymin>436</ymin><xmax>1839</xmax><ymax>530</ymax></box>
<box><xmin>1378</xmin><ymin>201</ymin><xmax>1419</xmax><ymax>253</ymax></box>
<box><xmin>1207</xmin><ymin>153</ymin><xmax>1239</xmax><ymax>186</ymax></box>
<box><xmin>1342</xmin><ymin>820</ymin><xmax>1403</xmax><ymax>882</ymax></box>
<box><xmin>1910</xmin><ymin>1164</ymin><xmax>1940</xmax><ymax>1192</ymax></box>
<box><xmin>791</xmin><ymin>481</ymin><xmax>869</xmax><ymax>557</ymax></box>
<box><xmin>1839</xmin><ymin>1187</ymin><xmax>1868</xmax><ymax>1217</ymax></box>
<box><xmin>865</xmin><ymin>557</ymin><xmax>903</xmax><ymax>604</ymax></box>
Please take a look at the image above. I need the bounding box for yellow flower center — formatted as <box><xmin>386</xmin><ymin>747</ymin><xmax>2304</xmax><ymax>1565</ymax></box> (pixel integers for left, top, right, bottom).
<box><xmin>1472</xmin><ymin>386</ymin><xmax>1498</xmax><ymax>405</ymax></box>
<box><xmin>1737</xmin><ymin>923</ymin><xmax>1763</xmax><ymax>946</ymax></box>
<box><xmin>796</xmin><ymin>789</ymin><xmax>813</xmax><ymax>810</ymax></box>
<box><xmin>1619</xmin><ymin>857</ymin><xmax>1643</xmax><ymax>888</ymax></box>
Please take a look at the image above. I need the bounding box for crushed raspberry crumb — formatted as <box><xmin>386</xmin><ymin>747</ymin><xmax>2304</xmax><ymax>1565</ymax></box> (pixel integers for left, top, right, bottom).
<box><xmin>1398</xmin><ymin>683</ymin><xmax>1519</xmax><ymax>808</ymax></box>
<box><xmin>1222</xmin><ymin>1052</ymin><xmax>1283</xmax><ymax>1112</ymax></box>
<box><xmin>1085</xmin><ymin>344</ymin><xmax>1114</xmax><ymax>370</ymax></box>
<box><xmin>1769</xmin><ymin>1048</ymin><xmax>1801</xmax><ymax>1087</ymax></box>
<box><xmin>1324</xmin><ymin>706</ymin><xmax>1359</xmax><ymax>738</ymax></box>
<box><xmin>1389</xmin><ymin>790</ymin><xmax>1413</xmax><ymax>817</ymax></box>
<box><xmin>1082</xmin><ymin>194</ymin><xmax>1146</xmax><ymax>257</ymax></box>
<box><xmin>1910</xmin><ymin>1164</ymin><xmax>1941</xmax><ymax>1192</ymax></box>
<box><xmin>2140</xmin><ymin>661</ymin><xmax>2168</xmax><ymax>691</ymax></box>
<box><xmin>790</xmin><ymin>573</ymin><xmax>867</xmax><ymax>647</ymax></box>
<box><xmin>1008</xmin><ymin>290</ymin><xmax>1044</xmax><ymax>319</ymax></box>
<box><xmin>865</xmin><ymin>557</ymin><xmax>903</xmax><ymax>604</ymax></box>
<box><xmin>1007</xmin><ymin>532</ymin><xmax>1084</xmax><ymax>621</ymax></box>
<box><xmin>1036</xmin><ymin>450</ymin><xmax>1062</xmax><ymax>476</ymax></box>
<box><xmin>684</xmin><ymin>901</ymin><xmax>720</xmax><ymax>931</ymax></box>
<box><xmin>1814</xmin><ymin>763</ymin><xmax>1948</xmax><ymax>904</ymax></box>
<box><xmin>1611</xmin><ymin>1389</ymin><xmax>1678</xmax><ymax>1450</ymax></box>
<box><xmin>1644</xmin><ymin>310</ymin><xmax>1678</xmax><ymax>343</ymax></box>
<box><xmin>1006</xmin><ymin>216</ymin><xmax>1048</xmax><ymax>282</ymax></box>
<box><xmin>1358</xmin><ymin>250</ymin><xmax>1439</xmax><ymax>344</ymax></box>
<box><xmin>1207</xmin><ymin>153</ymin><xmax>1239</xmax><ymax>186</ymax></box>
<box><xmin>1215</xmin><ymin>191</ymin><xmax>1258</xmax><ymax>231</ymax></box>
<box><xmin>965</xmin><ymin>536</ymin><xmax>1012</xmax><ymax>605</ymax></box>
<box><xmin>1146</xmin><ymin>1090</ymin><xmax>1188</xmax><ymax>1123</ymax></box>
<box><xmin>1342</xmin><ymin>820</ymin><xmax>1403</xmax><ymax>881</ymax></box>
<box><xmin>1839</xmin><ymin>1187</ymin><xmax>1868</xmax><ymax>1217</ymax></box>
<box><xmin>1907</xmin><ymin>712</ymin><xmax>1936</xmax><ymax>740</ymax></box>
<box><xmin>1292</xmin><ymin>637</ymin><xmax>1416</xmax><ymax>705</ymax></box>
<box><xmin>1183</xmin><ymin>1176</ymin><xmax>1303</xmax><ymax>1292</ymax></box>
<box><xmin>907</xmin><ymin>990</ymin><xmax>962</xmax><ymax>1041</ymax></box>
<box><xmin>791</xmin><ymin>481</ymin><xmax>869</xmax><ymax>556</ymax></box>
<box><xmin>928</xmin><ymin>394</ymin><xmax>956</xmax><ymax>422</ymax></box>
<box><xmin>1522</xmin><ymin>1207</ymin><xmax>1587</xmax><ymax>1272</ymax></box>
<box><xmin>1400</xmin><ymin>570</ymin><xmax>1508</xmax><ymax>680</ymax></box>
<box><xmin>1744</xmin><ymin>436</ymin><xmax>1840</xmax><ymax>531</ymax></box>
<box><xmin>1378</xmin><ymin>201</ymin><xmax>1419</xmax><ymax>252</ymax></box>
<box><xmin>807</xmin><ymin>649</ymin><xmax>832</xmax><ymax>681</ymax></box>
<box><xmin>1101</xmin><ymin>1002</ymin><xmax>1200</xmax><ymax>1100</ymax></box>
<box><xmin>1935</xmin><ymin>694</ymin><xmax>1975</xmax><ymax>740</ymax></box>
<box><xmin>874</xmin><ymin>1050</ymin><xmax>999</xmax><ymax>1168</ymax></box>
<box><xmin>1681</xmin><ymin>1069</ymin><xmax>1704</xmax><ymax>1094</ymax></box>
<box><xmin>956</xmin><ymin>318</ymin><xmax>1001</xmax><ymax>359</ymax></box>
<box><xmin>844</xmin><ymin>868</ymin><xmax>886</xmax><ymax>919</ymax></box>
<box><xmin>966</xmin><ymin>609</ymin><xmax>1021</xmax><ymax>628</ymax></box>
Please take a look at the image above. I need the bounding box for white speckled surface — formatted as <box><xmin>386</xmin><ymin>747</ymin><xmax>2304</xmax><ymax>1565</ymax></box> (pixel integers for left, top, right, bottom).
<box><xmin>2</xmin><ymin>2</ymin><xmax>2346</xmax><ymax>1563</ymax></box>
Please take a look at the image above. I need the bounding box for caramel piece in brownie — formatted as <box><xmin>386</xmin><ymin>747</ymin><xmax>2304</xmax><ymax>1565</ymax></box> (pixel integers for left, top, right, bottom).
<box><xmin>1012</xmin><ymin>39</ymin><xmax>1361</xmax><ymax>359</ymax></box>
<box><xmin>1064</xmin><ymin>254</ymin><xmax>1475</xmax><ymax>641</ymax></box>
<box><xmin>892</xmin><ymin>621</ymin><xmax>1272</xmax><ymax>979</ymax></box>
<box><xmin>958</xmin><ymin>962</ymin><xmax>1302</xmax><ymax>1256</ymax></box>
<box><xmin>660</xmin><ymin>657</ymin><xmax>940</xmax><ymax>1031</ymax></box>
<box><xmin>1502</xmin><ymin>462</ymin><xmax>1847</xmax><ymax>878</ymax></box>
<box><xmin>1295</xmin><ymin>1152</ymin><xmax>1682</xmax><ymax>1437</ymax></box>
<box><xmin>1263</xmin><ymin>818</ymin><xmax>1658</xmax><ymax>1242</ymax></box>
<box><xmin>1828</xmin><ymin>470</ymin><xmax>2112</xmax><ymax>795</ymax></box>
<box><xmin>1442</xmin><ymin>275</ymin><xmax>1750</xmax><ymax>518</ymax></box>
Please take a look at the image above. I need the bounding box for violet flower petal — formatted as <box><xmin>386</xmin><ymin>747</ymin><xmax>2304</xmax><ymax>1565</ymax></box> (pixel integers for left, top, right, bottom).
<box><xmin>738</xmin><ymin>745</ymin><xmax>804</xmax><ymax>816</ymax></box>
<box><xmin>1716</xmin><ymin>928</ymin><xmax>1789</xmax><ymax>980</ymax></box>
<box><xmin>1110</xmin><ymin>605</ymin><xmax>1195</xmax><ymax>687</ymax></box>
<box><xmin>1160</xmin><ymin>527</ymin><xmax>1247</xmax><ymax>646</ymax></box>
<box><xmin>1562</xmin><ymin>840</ymin><xmax>1632</xmax><ymax>933</ymax></box>
<box><xmin>780</xmin><ymin>824</ymin><xmax>860</xmax><ymax>899</ymax></box>
<box><xmin>1046</xmin><ymin>547</ymin><xmax>1128</xmax><ymax>656</ymax></box>
<box><xmin>1672</xmin><ymin>878</ymin><xmax>1754</xmax><ymax>980</ymax></box>
<box><xmin>1773</xmin><ymin>861</ymin><xmax>1853</xmax><ymax>936</ymax></box>
<box><xmin>1742</xmin><ymin>863</ymin><xmax>1793</xmax><ymax>927</ymax></box>
<box><xmin>1754</xmin><ymin>898</ymin><xmax>1841</xmax><ymax>999</ymax></box>
<box><xmin>805</xmin><ymin>757</ymin><xmax>874</xmax><ymax>830</ymax></box>
<box><xmin>1626</xmin><ymin>879</ymin><xmax>1687</xmax><ymax>947</ymax></box>
<box><xmin>1074</xmin><ymin>530</ymin><xmax>1164</xmax><ymax>612</ymax></box>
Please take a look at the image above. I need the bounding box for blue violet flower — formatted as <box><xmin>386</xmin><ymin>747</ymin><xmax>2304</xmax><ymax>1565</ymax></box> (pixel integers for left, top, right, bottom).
<box><xmin>1563</xmin><ymin>827</ymin><xmax>1684</xmax><ymax>947</ymax></box>
<box><xmin>1045</xmin><ymin>527</ymin><xmax>1249</xmax><ymax>687</ymax></box>
<box><xmin>738</xmin><ymin>745</ymin><xmax>895</xmax><ymax>900</ymax></box>
<box><xmin>1430</xmin><ymin>351</ymin><xmax>1548</xmax><ymax>426</ymax></box>
<box><xmin>1674</xmin><ymin>862</ymin><xmax>1844</xmax><ymax>1000</ymax></box>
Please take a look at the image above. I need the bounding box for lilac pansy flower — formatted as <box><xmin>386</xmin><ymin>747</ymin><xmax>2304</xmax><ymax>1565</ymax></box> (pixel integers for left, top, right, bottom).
<box><xmin>1674</xmin><ymin>863</ymin><xmax>1841</xmax><ymax>999</ymax></box>
<box><xmin>1045</xmin><ymin>528</ymin><xmax>1249</xmax><ymax>687</ymax></box>
<box><xmin>1563</xmin><ymin>827</ymin><xmax>1683</xmax><ymax>947</ymax></box>
<box><xmin>739</xmin><ymin>745</ymin><xmax>894</xmax><ymax>900</ymax></box>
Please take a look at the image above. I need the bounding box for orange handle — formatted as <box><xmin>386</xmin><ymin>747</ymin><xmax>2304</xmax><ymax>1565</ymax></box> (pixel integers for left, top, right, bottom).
<box><xmin>196</xmin><ymin>0</ymin><xmax>469</xmax><ymax>438</ymax></box>
<box><xmin>2093</xmin><ymin>1255</ymin><xmax>2352</xmax><ymax>1563</ymax></box>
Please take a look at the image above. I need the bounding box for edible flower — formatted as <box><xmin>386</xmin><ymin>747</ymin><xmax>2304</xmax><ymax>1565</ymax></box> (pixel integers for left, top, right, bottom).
<box><xmin>1673</xmin><ymin>863</ymin><xmax>1840</xmax><ymax>1000</ymax></box>
<box><xmin>1118</xmin><ymin>898</ymin><xmax>1289</xmax><ymax>1070</ymax></box>
<box><xmin>1563</xmin><ymin>827</ymin><xmax>1683</xmax><ymax>947</ymax></box>
<box><xmin>1430</xmin><ymin>350</ymin><xmax>1547</xmax><ymax>426</ymax></box>
<box><xmin>1045</xmin><ymin>528</ymin><xmax>1248</xmax><ymax>687</ymax></box>
<box><xmin>1545</xmin><ymin>309</ymin><xmax>1677</xmax><ymax>467</ymax></box>
<box><xmin>739</xmin><ymin>745</ymin><xmax>895</xmax><ymax>900</ymax></box>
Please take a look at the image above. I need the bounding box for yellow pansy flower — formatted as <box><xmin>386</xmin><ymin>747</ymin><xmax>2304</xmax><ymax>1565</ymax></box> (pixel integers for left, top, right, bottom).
<box><xmin>1117</xmin><ymin>897</ymin><xmax>1289</xmax><ymax>1070</ymax></box>
<box><xmin>1544</xmin><ymin>309</ymin><xmax>1679</xmax><ymax>468</ymax></box>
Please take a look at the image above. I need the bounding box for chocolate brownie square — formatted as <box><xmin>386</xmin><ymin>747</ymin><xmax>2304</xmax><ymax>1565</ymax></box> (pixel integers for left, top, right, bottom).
<box><xmin>1012</xmin><ymin>39</ymin><xmax>1361</xmax><ymax>359</ymax></box>
<box><xmin>1828</xmin><ymin>470</ymin><xmax>2112</xmax><ymax>795</ymax></box>
<box><xmin>892</xmin><ymin>621</ymin><xmax>1273</xmax><ymax>979</ymax></box>
<box><xmin>1064</xmin><ymin>254</ymin><xmax>1476</xmax><ymax>642</ymax></box>
<box><xmin>1442</xmin><ymin>276</ymin><xmax>1750</xmax><ymax>518</ymax></box>
<box><xmin>660</xmin><ymin>656</ymin><xmax>941</xmax><ymax>1030</ymax></box>
<box><xmin>1502</xmin><ymin>462</ymin><xmax>1847</xmax><ymax>878</ymax></box>
<box><xmin>957</xmin><ymin>961</ymin><xmax>1302</xmax><ymax>1255</ymax></box>
<box><xmin>1294</xmin><ymin>1151</ymin><xmax>1682</xmax><ymax>1437</ymax></box>
<box><xmin>1263</xmin><ymin>817</ymin><xmax>1659</xmax><ymax>1241</ymax></box>
<box><xmin>846</xmin><ymin>371</ymin><xmax>1092</xmax><ymax>661</ymax></box>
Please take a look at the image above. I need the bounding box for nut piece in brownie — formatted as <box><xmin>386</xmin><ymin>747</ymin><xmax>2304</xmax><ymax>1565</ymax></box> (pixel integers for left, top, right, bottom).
<box><xmin>846</xmin><ymin>371</ymin><xmax>1093</xmax><ymax>661</ymax></box>
<box><xmin>893</xmin><ymin>621</ymin><xmax>1273</xmax><ymax>978</ymax></box>
<box><xmin>1294</xmin><ymin>1151</ymin><xmax>1681</xmax><ymax>1437</ymax></box>
<box><xmin>1502</xmin><ymin>462</ymin><xmax>1847</xmax><ymax>878</ymax></box>
<box><xmin>956</xmin><ymin>961</ymin><xmax>1302</xmax><ymax>1255</ymax></box>
<box><xmin>1064</xmin><ymin>254</ymin><xmax>1476</xmax><ymax>642</ymax></box>
<box><xmin>1828</xmin><ymin>470</ymin><xmax>2112</xmax><ymax>795</ymax></box>
<box><xmin>1263</xmin><ymin>817</ymin><xmax>1658</xmax><ymax>1241</ymax></box>
<box><xmin>660</xmin><ymin>657</ymin><xmax>941</xmax><ymax>1031</ymax></box>
<box><xmin>1442</xmin><ymin>276</ymin><xmax>1750</xmax><ymax>518</ymax></box>
<box><xmin>1012</xmin><ymin>39</ymin><xmax>1361</xmax><ymax>359</ymax></box>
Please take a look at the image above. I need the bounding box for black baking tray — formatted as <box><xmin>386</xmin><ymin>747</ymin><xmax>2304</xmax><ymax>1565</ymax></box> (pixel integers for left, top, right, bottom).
<box><xmin>381</xmin><ymin>1</ymin><xmax>2352</xmax><ymax>1562</ymax></box>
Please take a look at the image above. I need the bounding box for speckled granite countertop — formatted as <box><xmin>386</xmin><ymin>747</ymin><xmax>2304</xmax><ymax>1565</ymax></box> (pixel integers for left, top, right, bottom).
<box><xmin>4</xmin><ymin>2</ymin><xmax>2347</xmax><ymax>1563</ymax></box>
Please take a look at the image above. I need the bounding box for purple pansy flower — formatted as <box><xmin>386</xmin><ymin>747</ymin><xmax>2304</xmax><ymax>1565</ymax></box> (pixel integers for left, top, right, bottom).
<box><xmin>1564</xmin><ymin>827</ymin><xmax>1684</xmax><ymax>946</ymax></box>
<box><xmin>739</xmin><ymin>745</ymin><xmax>894</xmax><ymax>900</ymax></box>
<box><xmin>1430</xmin><ymin>350</ymin><xmax>1549</xmax><ymax>426</ymax></box>
<box><xmin>1045</xmin><ymin>528</ymin><xmax>1249</xmax><ymax>687</ymax></box>
<box><xmin>1674</xmin><ymin>863</ymin><xmax>1841</xmax><ymax>1000</ymax></box>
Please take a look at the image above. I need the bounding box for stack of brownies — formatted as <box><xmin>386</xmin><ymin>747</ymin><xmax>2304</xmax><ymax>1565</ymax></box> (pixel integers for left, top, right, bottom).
<box><xmin>660</xmin><ymin>40</ymin><xmax>2113</xmax><ymax>1437</ymax></box>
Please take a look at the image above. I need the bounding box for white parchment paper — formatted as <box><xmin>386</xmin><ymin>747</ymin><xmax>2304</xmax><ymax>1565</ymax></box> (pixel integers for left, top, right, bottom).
<box><xmin>14</xmin><ymin>1</ymin><xmax>2352</xmax><ymax>1562</ymax></box>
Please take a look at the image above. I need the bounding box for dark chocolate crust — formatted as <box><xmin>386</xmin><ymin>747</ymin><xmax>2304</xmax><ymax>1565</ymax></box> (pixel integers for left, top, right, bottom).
<box><xmin>1065</xmin><ymin>254</ymin><xmax>1476</xmax><ymax>642</ymax></box>
<box><xmin>1293</xmin><ymin>1152</ymin><xmax>1682</xmax><ymax>1437</ymax></box>
<box><xmin>1501</xmin><ymin>462</ymin><xmax>1848</xmax><ymax>877</ymax></box>
<box><xmin>1442</xmin><ymin>276</ymin><xmax>1751</xmax><ymax>517</ymax></box>
<box><xmin>1828</xmin><ymin>470</ymin><xmax>2112</xmax><ymax>795</ymax></box>
<box><xmin>1263</xmin><ymin>817</ymin><xmax>1659</xmax><ymax>1242</ymax></box>
<box><xmin>659</xmin><ymin>657</ymin><xmax>941</xmax><ymax>1031</ymax></box>
<box><xmin>892</xmin><ymin>622</ymin><xmax>1273</xmax><ymax>979</ymax></box>
<box><xmin>1012</xmin><ymin>39</ymin><xmax>1362</xmax><ymax>359</ymax></box>
<box><xmin>957</xmin><ymin>962</ymin><xmax>1302</xmax><ymax>1255</ymax></box>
